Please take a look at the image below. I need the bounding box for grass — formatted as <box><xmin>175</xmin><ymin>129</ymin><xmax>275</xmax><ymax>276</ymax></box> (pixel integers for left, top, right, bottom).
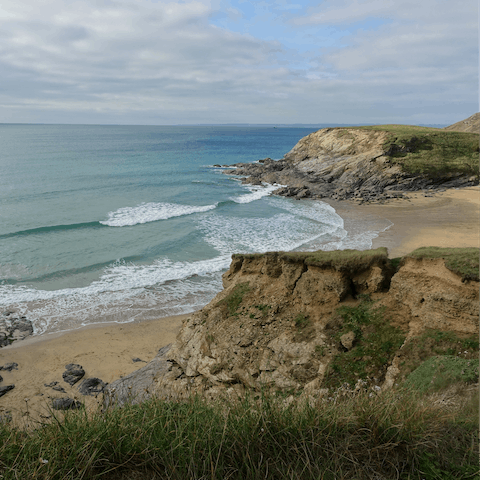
<box><xmin>353</xmin><ymin>125</ymin><xmax>479</xmax><ymax>179</ymax></box>
<box><xmin>405</xmin><ymin>246</ymin><xmax>479</xmax><ymax>281</ymax></box>
<box><xmin>390</xmin><ymin>256</ymin><xmax>402</xmax><ymax>272</ymax></box>
<box><xmin>324</xmin><ymin>296</ymin><xmax>406</xmax><ymax>389</ymax></box>
<box><xmin>229</xmin><ymin>248</ymin><xmax>479</xmax><ymax>283</ymax></box>
<box><xmin>217</xmin><ymin>282</ymin><xmax>250</xmax><ymax>316</ymax></box>
<box><xmin>398</xmin><ymin>329</ymin><xmax>479</xmax><ymax>382</ymax></box>
<box><xmin>233</xmin><ymin>248</ymin><xmax>390</xmax><ymax>275</ymax></box>
<box><xmin>405</xmin><ymin>355</ymin><xmax>478</xmax><ymax>393</ymax></box>
<box><xmin>0</xmin><ymin>389</ymin><xmax>477</xmax><ymax>480</ymax></box>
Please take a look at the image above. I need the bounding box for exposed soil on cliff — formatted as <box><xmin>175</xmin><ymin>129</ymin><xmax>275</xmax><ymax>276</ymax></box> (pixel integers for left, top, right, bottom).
<box><xmin>104</xmin><ymin>248</ymin><xmax>479</xmax><ymax>405</ymax></box>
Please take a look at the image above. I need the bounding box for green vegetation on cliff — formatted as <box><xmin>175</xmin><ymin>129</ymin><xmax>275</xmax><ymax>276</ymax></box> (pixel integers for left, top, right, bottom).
<box><xmin>405</xmin><ymin>355</ymin><xmax>479</xmax><ymax>393</ymax></box>
<box><xmin>324</xmin><ymin>296</ymin><xmax>405</xmax><ymax>389</ymax></box>
<box><xmin>356</xmin><ymin>125</ymin><xmax>479</xmax><ymax>179</ymax></box>
<box><xmin>234</xmin><ymin>247</ymin><xmax>390</xmax><ymax>273</ymax></box>
<box><xmin>233</xmin><ymin>246</ymin><xmax>479</xmax><ymax>280</ymax></box>
<box><xmin>217</xmin><ymin>282</ymin><xmax>250</xmax><ymax>316</ymax></box>
<box><xmin>1</xmin><ymin>246</ymin><xmax>478</xmax><ymax>479</ymax></box>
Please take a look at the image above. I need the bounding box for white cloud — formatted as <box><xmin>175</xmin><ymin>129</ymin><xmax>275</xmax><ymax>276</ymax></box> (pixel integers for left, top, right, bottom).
<box><xmin>0</xmin><ymin>0</ymin><xmax>292</xmax><ymax>120</ymax></box>
<box><xmin>0</xmin><ymin>0</ymin><xmax>477</xmax><ymax>124</ymax></box>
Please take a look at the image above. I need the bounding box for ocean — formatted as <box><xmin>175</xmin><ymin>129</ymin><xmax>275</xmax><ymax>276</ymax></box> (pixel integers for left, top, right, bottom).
<box><xmin>0</xmin><ymin>124</ymin><xmax>392</xmax><ymax>336</ymax></box>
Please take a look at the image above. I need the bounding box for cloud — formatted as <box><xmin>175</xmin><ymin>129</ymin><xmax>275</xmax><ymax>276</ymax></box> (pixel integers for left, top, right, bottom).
<box><xmin>0</xmin><ymin>0</ymin><xmax>287</xmax><ymax>118</ymax></box>
<box><xmin>289</xmin><ymin>0</ymin><xmax>478</xmax><ymax>123</ymax></box>
<box><xmin>0</xmin><ymin>0</ymin><xmax>477</xmax><ymax>124</ymax></box>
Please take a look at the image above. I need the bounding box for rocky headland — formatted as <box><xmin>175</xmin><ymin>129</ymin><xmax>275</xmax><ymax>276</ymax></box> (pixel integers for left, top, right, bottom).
<box><xmin>223</xmin><ymin>123</ymin><xmax>479</xmax><ymax>203</ymax></box>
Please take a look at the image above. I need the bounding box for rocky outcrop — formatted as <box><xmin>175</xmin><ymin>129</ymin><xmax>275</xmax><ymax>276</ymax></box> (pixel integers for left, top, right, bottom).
<box><xmin>0</xmin><ymin>313</ymin><xmax>33</xmax><ymax>347</ymax></box>
<box><xmin>223</xmin><ymin>127</ymin><xmax>478</xmax><ymax>202</ymax></box>
<box><xmin>105</xmin><ymin>249</ymin><xmax>479</xmax><ymax>404</ymax></box>
<box><xmin>62</xmin><ymin>364</ymin><xmax>85</xmax><ymax>386</ymax></box>
<box><xmin>78</xmin><ymin>378</ymin><xmax>107</xmax><ymax>396</ymax></box>
<box><xmin>105</xmin><ymin>345</ymin><xmax>173</xmax><ymax>406</ymax></box>
<box><xmin>0</xmin><ymin>385</ymin><xmax>15</xmax><ymax>398</ymax></box>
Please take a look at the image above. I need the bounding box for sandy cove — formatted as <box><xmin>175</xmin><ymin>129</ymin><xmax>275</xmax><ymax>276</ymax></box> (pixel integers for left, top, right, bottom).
<box><xmin>331</xmin><ymin>186</ymin><xmax>479</xmax><ymax>257</ymax></box>
<box><xmin>0</xmin><ymin>186</ymin><xmax>478</xmax><ymax>426</ymax></box>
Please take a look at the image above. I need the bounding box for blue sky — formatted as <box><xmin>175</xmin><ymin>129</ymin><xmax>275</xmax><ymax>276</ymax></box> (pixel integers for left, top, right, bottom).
<box><xmin>0</xmin><ymin>0</ymin><xmax>477</xmax><ymax>125</ymax></box>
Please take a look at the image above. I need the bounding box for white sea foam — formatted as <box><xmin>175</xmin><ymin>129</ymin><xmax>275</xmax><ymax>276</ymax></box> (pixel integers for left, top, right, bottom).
<box><xmin>100</xmin><ymin>202</ymin><xmax>217</xmax><ymax>227</ymax></box>
<box><xmin>230</xmin><ymin>183</ymin><xmax>281</xmax><ymax>204</ymax></box>
<box><xmin>267</xmin><ymin>197</ymin><xmax>344</xmax><ymax>228</ymax></box>
<box><xmin>198</xmin><ymin>210</ymin><xmax>342</xmax><ymax>256</ymax></box>
<box><xmin>317</xmin><ymin>220</ymin><xmax>393</xmax><ymax>251</ymax></box>
<box><xmin>1</xmin><ymin>192</ymin><xmax>393</xmax><ymax>336</ymax></box>
<box><xmin>197</xmin><ymin>197</ymin><xmax>348</xmax><ymax>256</ymax></box>
<box><xmin>0</xmin><ymin>256</ymin><xmax>230</xmax><ymax>305</ymax></box>
<box><xmin>0</xmin><ymin>255</ymin><xmax>230</xmax><ymax>334</ymax></box>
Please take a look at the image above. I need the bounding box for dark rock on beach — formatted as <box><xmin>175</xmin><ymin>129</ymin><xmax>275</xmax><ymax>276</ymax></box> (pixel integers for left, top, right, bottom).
<box><xmin>0</xmin><ymin>314</ymin><xmax>34</xmax><ymax>347</ymax></box>
<box><xmin>0</xmin><ymin>362</ymin><xmax>19</xmax><ymax>372</ymax></box>
<box><xmin>0</xmin><ymin>385</ymin><xmax>15</xmax><ymax>397</ymax></box>
<box><xmin>78</xmin><ymin>377</ymin><xmax>107</xmax><ymax>396</ymax></box>
<box><xmin>132</xmin><ymin>357</ymin><xmax>147</xmax><ymax>363</ymax></box>
<box><xmin>62</xmin><ymin>364</ymin><xmax>85</xmax><ymax>386</ymax></box>
<box><xmin>44</xmin><ymin>381</ymin><xmax>66</xmax><ymax>393</ymax></box>
<box><xmin>52</xmin><ymin>397</ymin><xmax>83</xmax><ymax>411</ymax></box>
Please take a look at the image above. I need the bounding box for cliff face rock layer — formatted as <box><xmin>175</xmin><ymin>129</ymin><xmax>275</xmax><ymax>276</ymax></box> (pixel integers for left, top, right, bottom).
<box><xmin>224</xmin><ymin>125</ymin><xmax>479</xmax><ymax>202</ymax></box>
<box><xmin>105</xmin><ymin>248</ymin><xmax>479</xmax><ymax>405</ymax></box>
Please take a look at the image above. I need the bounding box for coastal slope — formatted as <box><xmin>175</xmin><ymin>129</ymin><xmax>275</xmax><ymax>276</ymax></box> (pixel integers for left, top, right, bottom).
<box><xmin>444</xmin><ymin>112</ymin><xmax>480</xmax><ymax>133</ymax></box>
<box><xmin>106</xmin><ymin>247</ymin><xmax>479</xmax><ymax>405</ymax></box>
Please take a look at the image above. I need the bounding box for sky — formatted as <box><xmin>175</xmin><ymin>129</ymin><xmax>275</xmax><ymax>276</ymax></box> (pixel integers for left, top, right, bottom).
<box><xmin>0</xmin><ymin>0</ymin><xmax>478</xmax><ymax>125</ymax></box>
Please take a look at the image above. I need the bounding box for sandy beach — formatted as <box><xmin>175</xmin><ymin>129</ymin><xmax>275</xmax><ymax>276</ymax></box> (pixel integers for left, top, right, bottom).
<box><xmin>330</xmin><ymin>186</ymin><xmax>479</xmax><ymax>257</ymax></box>
<box><xmin>1</xmin><ymin>186</ymin><xmax>478</xmax><ymax>426</ymax></box>
<box><xmin>0</xmin><ymin>315</ymin><xmax>188</xmax><ymax>426</ymax></box>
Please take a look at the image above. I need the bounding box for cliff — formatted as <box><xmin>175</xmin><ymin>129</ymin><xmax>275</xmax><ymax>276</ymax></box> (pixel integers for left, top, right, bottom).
<box><xmin>223</xmin><ymin>124</ymin><xmax>479</xmax><ymax>202</ymax></box>
<box><xmin>105</xmin><ymin>247</ymin><xmax>479</xmax><ymax>405</ymax></box>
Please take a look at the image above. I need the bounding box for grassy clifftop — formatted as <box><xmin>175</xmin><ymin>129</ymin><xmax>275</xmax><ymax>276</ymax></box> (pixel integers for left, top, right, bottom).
<box><xmin>354</xmin><ymin>125</ymin><xmax>479</xmax><ymax>179</ymax></box>
<box><xmin>233</xmin><ymin>246</ymin><xmax>479</xmax><ymax>280</ymax></box>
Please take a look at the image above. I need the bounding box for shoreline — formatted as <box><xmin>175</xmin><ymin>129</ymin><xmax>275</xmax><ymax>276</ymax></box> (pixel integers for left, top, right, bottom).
<box><xmin>326</xmin><ymin>186</ymin><xmax>479</xmax><ymax>257</ymax></box>
<box><xmin>1</xmin><ymin>186</ymin><xmax>478</xmax><ymax>425</ymax></box>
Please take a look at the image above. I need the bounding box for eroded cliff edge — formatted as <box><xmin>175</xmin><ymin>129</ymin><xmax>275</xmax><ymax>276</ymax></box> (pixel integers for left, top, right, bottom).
<box><xmin>223</xmin><ymin>126</ymin><xmax>479</xmax><ymax>202</ymax></box>
<box><xmin>105</xmin><ymin>247</ymin><xmax>479</xmax><ymax>405</ymax></box>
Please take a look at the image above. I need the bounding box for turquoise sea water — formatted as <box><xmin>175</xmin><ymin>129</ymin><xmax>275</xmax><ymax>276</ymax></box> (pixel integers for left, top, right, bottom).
<box><xmin>0</xmin><ymin>125</ymin><xmax>391</xmax><ymax>335</ymax></box>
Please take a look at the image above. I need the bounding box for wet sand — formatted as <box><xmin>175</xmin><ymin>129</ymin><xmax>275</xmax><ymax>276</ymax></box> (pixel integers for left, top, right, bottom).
<box><xmin>1</xmin><ymin>186</ymin><xmax>478</xmax><ymax>426</ymax></box>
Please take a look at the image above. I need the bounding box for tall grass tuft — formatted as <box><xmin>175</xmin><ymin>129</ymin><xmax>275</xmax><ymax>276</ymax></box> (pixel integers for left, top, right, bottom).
<box><xmin>0</xmin><ymin>387</ymin><xmax>477</xmax><ymax>479</ymax></box>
